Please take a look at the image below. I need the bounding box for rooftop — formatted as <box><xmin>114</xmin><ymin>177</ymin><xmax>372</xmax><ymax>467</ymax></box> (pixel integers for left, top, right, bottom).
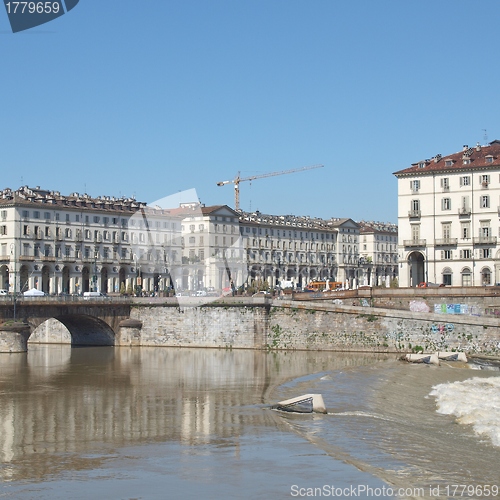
<box><xmin>393</xmin><ymin>140</ymin><xmax>500</xmax><ymax>177</ymax></box>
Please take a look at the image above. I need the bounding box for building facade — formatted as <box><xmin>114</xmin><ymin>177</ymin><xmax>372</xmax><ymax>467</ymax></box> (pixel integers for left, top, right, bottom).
<box><xmin>0</xmin><ymin>186</ymin><xmax>396</xmax><ymax>294</ymax></box>
<box><xmin>394</xmin><ymin>140</ymin><xmax>500</xmax><ymax>287</ymax></box>
<box><xmin>358</xmin><ymin>221</ymin><xmax>398</xmax><ymax>286</ymax></box>
<box><xmin>0</xmin><ymin>186</ymin><xmax>183</xmax><ymax>295</ymax></box>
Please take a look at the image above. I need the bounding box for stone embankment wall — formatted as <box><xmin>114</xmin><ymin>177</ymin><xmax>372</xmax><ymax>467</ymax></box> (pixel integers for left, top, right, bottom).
<box><xmin>11</xmin><ymin>293</ymin><xmax>500</xmax><ymax>355</ymax></box>
<box><xmin>129</xmin><ymin>303</ymin><xmax>269</xmax><ymax>349</ymax></box>
<box><xmin>124</xmin><ymin>299</ymin><xmax>500</xmax><ymax>356</ymax></box>
<box><xmin>266</xmin><ymin>302</ymin><xmax>500</xmax><ymax>355</ymax></box>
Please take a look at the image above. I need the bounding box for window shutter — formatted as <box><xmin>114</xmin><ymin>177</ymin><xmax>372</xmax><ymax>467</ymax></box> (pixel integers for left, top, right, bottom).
<box><xmin>460</xmin><ymin>177</ymin><xmax>463</xmax><ymax>186</ymax></box>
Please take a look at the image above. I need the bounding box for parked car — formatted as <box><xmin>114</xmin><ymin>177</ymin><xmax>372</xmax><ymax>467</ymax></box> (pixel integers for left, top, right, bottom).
<box><xmin>252</xmin><ymin>291</ymin><xmax>271</xmax><ymax>297</ymax></box>
<box><xmin>417</xmin><ymin>282</ymin><xmax>444</xmax><ymax>288</ymax></box>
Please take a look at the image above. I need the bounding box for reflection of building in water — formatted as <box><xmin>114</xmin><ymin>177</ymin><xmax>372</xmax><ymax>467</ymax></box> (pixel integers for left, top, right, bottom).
<box><xmin>0</xmin><ymin>347</ymin><xmax>387</xmax><ymax>481</ymax></box>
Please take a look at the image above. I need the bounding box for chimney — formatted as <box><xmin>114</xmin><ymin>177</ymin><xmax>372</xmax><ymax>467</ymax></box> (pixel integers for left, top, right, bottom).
<box><xmin>476</xmin><ymin>142</ymin><xmax>481</xmax><ymax>151</ymax></box>
<box><xmin>462</xmin><ymin>145</ymin><xmax>468</xmax><ymax>151</ymax></box>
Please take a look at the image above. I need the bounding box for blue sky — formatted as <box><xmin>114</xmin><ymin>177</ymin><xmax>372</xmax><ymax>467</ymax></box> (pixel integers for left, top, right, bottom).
<box><xmin>1</xmin><ymin>0</ymin><xmax>499</xmax><ymax>223</ymax></box>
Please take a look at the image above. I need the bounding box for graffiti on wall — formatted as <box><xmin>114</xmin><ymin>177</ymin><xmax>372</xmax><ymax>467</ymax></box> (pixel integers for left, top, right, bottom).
<box><xmin>409</xmin><ymin>300</ymin><xmax>430</xmax><ymax>313</ymax></box>
<box><xmin>431</xmin><ymin>323</ymin><xmax>455</xmax><ymax>333</ymax></box>
<box><xmin>433</xmin><ymin>304</ymin><xmax>480</xmax><ymax>316</ymax></box>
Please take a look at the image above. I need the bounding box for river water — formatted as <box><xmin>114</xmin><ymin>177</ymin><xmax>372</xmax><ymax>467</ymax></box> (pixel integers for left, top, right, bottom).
<box><xmin>0</xmin><ymin>346</ymin><xmax>498</xmax><ymax>499</ymax></box>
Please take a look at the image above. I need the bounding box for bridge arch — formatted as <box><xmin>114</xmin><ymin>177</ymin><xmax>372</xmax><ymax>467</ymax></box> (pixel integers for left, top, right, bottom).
<box><xmin>30</xmin><ymin>314</ymin><xmax>115</xmax><ymax>346</ymax></box>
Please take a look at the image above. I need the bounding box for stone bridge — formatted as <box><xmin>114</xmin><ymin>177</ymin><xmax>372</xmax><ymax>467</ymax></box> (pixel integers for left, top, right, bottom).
<box><xmin>0</xmin><ymin>298</ymin><xmax>140</xmax><ymax>352</ymax></box>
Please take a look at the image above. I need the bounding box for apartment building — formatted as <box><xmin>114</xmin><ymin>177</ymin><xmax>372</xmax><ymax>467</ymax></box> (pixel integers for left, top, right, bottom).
<box><xmin>0</xmin><ymin>186</ymin><xmax>183</xmax><ymax>294</ymax></box>
<box><xmin>358</xmin><ymin>221</ymin><xmax>398</xmax><ymax>286</ymax></box>
<box><xmin>394</xmin><ymin>140</ymin><xmax>500</xmax><ymax>287</ymax></box>
<box><xmin>0</xmin><ymin>185</ymin><xmax>396</xmax><ymax>294</ymax></box>
<box><xmin>238</xmin><ymin>211</ymin><xmax>365</xmax><ymax>289</ymax></box>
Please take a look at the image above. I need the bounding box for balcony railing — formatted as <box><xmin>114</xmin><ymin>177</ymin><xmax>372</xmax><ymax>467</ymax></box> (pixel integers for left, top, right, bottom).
<box><xmin>458</xmin><ymin>207</ymin><xmax>471</xmax><ymax>216</ymax></box>
<box><xmin>403</xmin><ymin>239</ymin><xmax>426</xmax><ymax>247</ymax></box>
<box><xmin>473</xmin><ymin>236</ymin><xmax>497</xmax><ymax>245</ymax></box>
<box><xmin>435</xmin><ymin>238</ymin><xmax>458</xmax><ymax>246</ymax></box>
<box><xmin>408</xmin><ymin>210</ymin><xmax>421</xmax><ymax>218</ymax></box>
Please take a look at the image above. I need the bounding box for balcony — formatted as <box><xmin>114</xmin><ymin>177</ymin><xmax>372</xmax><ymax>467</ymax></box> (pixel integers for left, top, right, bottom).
<box><xmin>408</xmin><ymin>210</ymin><xmax>421</xmax><ymax>218</ymax></box>
<box><xmin>473</xmin><ymin>236</ymin><xmax>497</xmax><ymax>245</ymax></box>
<box><xmin>482</xmin><ymin>182</ymin><xmax>489</xmax><ymax>189</ymax></box>
<box><xmin>403</xmin><ymin>239</ymin><xmax>426</xmax><ymax>248</ymax></box>
<box><xmin>435</xmin><ymin>238</ymin><xmax>458</xmax><ymax>246</ymax></box>
<box><xmin>0</xmin><ymin>255</ymin><xmax>10</xmax><ymax>262</ymax></box>
<box><xmin>19</xmin><ymin>255</ymin><xmax>34</xmax><ymax>261</ymax></box>
<box><xmin>41</xmin><ymin>256</ymin><xmax>56</xmax><ymax>262</ymax></box>
<box><xmin>458</xmin><ymin>207</ymin><xmax>471</xmax><ymax>217</ymax></box>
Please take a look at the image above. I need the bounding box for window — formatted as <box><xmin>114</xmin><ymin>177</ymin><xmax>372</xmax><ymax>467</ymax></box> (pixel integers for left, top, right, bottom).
<box><xmin>411</xmin><ymin>199</ymin><xmax>420</xmax><ymax>211</ymax></box>
<box><xmin>463</xmin><ymin>159</ymin><xmax>470</xmax><ymax>165</ymax></box>
<box><xmin>441</xmin><ymin>198</ymin><xmax>451</xmax><ymax>210</ymax></box>
<box><xmin>0</xmin><ymin>225</ymin><xmax>6</xmax><ymax>235</ymax></box>
<box><xmin>442</xmin><ymin>268</ymin><xmax>452</xmax><ymax>286</ymax></box>
<box><xmin>23</xmin><ymin>225</ymin><xmax>29</xmax><ymax>236</ymax></box>
<box><xmin>486</xmin><ymin>156</ymin><xmax>493</xmax><ymax>163</ymax></box>
<box><xmin>93</xmin><ymin>216</ymin><xmax>100</xmax><ymax>223</ymax></box>
<box><xmin>442</xmin><ymin>223</ymin><xmax>451</xmax><ymax>240</ymax></box>
<box><xmin>411</xmin><ymin>224</ymin><xmax>420</xmax><ymax>241</ymax></box>
<box><xmin>461</xmin><ymin>222</ymin><xmax>470</xmax><ymax>239</ymax></box>
<box><xmin>460</xmin><ymin>176</ymin><xmax>470</xmax><ymax>186</ymax></box>
<box><xmin>33</xmin><ymin>211</ymin><xmax>40</xmax><ymax>219</ymax></box>
<box><xmin>480</xmin><ymin>222</ymin><xmax>490</xmax><ymax>238</ymax></box>
<box><xmin>482</xmin><ymin>268</ymin><xmax>491</xmax><ymax>284</ymax></box>
<box><xmin>44</xmin><ymin>212</ymin><xmax>50</xmax><ymax>220</ymax></box>
<box><xmin>460</xmin><ymin>196</ymin><xmax>470</xmax><ymax>213</ymax></box>
<box><xmin>441</xmin><ymin>178</ymin><xmax>449</xmax><ymax>190</ymax></box>
<box><xmin>65</xmin><ymin>246</ymin><xmax>71</xmax><ymax>257</ymax></box>
<box><xmin>1</xmin><ymin>210</ymin><xmax>6</xmax><ymax>219</ymax></box>
<box><xmin>22</xmin><ymin>210</ymin><xmax>29</xmax><ymax>218</ymax></box>
<box><xmin>460</xmin><ymin>249</ymin><xmax>471</xmax><ymax>259</ymax></box>
<box><xmin>461</xmin><ymin>269</ymin><xmax>472</xmax><ymax>286</ymax></box>
<box><xmin>445</xmin><ymin>160</ymin><xmax>453</xmax><ymax>167</ymax></box>
<box><xmin>480</xmin><ymin>195</ymin><xmax>490</xmax><ymax>208</ymax></box>
<box><xmin>480</xmin><ymin>174</ymin><xmax>490</xmax><ymax>186</ymax></box>
<box><xmin>410</xmin><ymin>179</ymin><xmax>420</xmax><ymax>192</ymax></box>
<box><xmin>441</xmin><ymin>250</ymin><xmax>452</xmax><ymax>260</ymax></box>
<box><xmin>481</xmin><ymin>248</ymin><xmax>491</xmax><ymax>259</ymax></box>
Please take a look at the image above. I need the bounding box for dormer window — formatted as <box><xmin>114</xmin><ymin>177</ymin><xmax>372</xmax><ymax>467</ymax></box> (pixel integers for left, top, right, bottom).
<box><xmin>463</xmin><ymin>159</ymin><xmax>470</xmax><ymax>165</ymax></box>
<box><xmin>445</xmin><ymin>160</ymin><xmax>454</xmax><ymax>167</ymax></box>
<box><xmin>486</xmin><ymin>156</ymin><xmax>493</xmax><ymax>164</ymax></box>
<box><xmin>418</xmin><ymin>162</ymin><xmax>426</xmax><ymax>168</ymax></box>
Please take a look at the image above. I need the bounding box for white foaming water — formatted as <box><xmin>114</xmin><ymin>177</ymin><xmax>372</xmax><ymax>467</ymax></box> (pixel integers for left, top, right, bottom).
<box><xmin>430</xmin><ymin>376</ymin><xmax>500</xmax><ymax>447</ymax></box>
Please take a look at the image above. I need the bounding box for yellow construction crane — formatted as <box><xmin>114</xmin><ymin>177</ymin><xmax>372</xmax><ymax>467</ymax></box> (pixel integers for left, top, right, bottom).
<box><xmin>216</xmin><ymin>164</ymin><xmax>324</xmax><ymax>210</ymax></box>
